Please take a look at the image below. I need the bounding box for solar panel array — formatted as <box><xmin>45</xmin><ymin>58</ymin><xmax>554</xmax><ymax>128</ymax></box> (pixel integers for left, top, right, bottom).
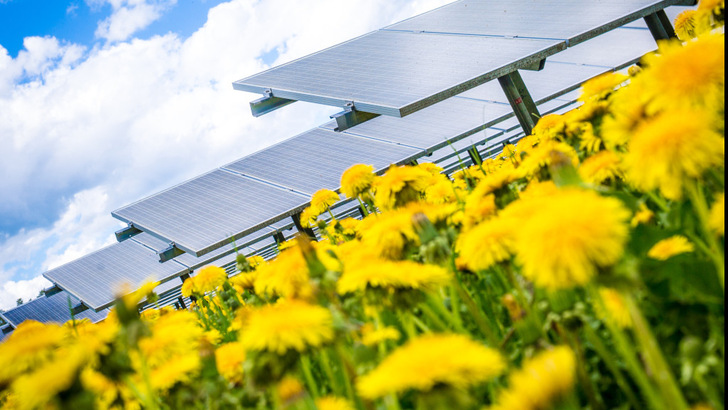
<box><xmin>234</xmin><ymin>0</ymin><xmax>690</xmax><ymax>117</ymax></box>
<box><xmin>0</xmin><ymin>290</ymin><xmax>108</xmax><ymax>327</ymax></box>
<box><xmin>23</xmin><ymin>1</ymin><xmax>693</xmax><ymax>327</ymax></box>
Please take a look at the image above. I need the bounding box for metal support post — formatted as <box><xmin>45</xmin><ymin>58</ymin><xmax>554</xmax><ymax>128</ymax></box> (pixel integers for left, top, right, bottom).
<box><xmin>1</xmin><ymin>325</ymin><xmax>13</xmax><ymax>334</ymax></box>
<box><xmin>115</xmin><ymin>223</ymin><xmax>142</xmax><ymax>242</ymax></box>
<box><xmin>409</xmin><ymin>159</ymin><xmax>419</xmax><ymax>166</ymax></box>
<box><xmin>177</xmin><ymin>296</ymin><xmax>187</xmax><ymax>309</ymax></box>
<box><xmin>644</xmin><ymin>9</ymin><xmax>677</xmax><ymax>41</ymax></box>
<box><xmin>250</xmin><ymin>89</ymin><xmax>296</xmax><ymax>117</ymax></box>
<box><xmin>331</xmin><ymin>102</ymin><xmax>379</xmax><ymax>131</ymax></box>
<box><xmin>467</xmin><ymin>146</ymin><xmax>483</xmax><ymax>165</ymax></box>
<box><xmin>292</xmin><ymin>213</ymin><xmax>317</xmax><ymax>240</ymax></box>
<box><xmin>159</xmin><ymin>243</ymin><xmax>185</xmax><ymax>262</ymax></box>
<box><xmin>498</xmin><ymin>70</ymin><xmax>540</xmax><ymax>136</ymax></box>
<box><xmin>273</xmin><ymin>231</ymin><xmax>286</xmax><ymax>245</ymax></box>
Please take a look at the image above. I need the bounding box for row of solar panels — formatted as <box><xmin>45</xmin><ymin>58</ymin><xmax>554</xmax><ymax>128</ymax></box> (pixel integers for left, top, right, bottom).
<box><xmin>4</xmin><ymin>1</ymin><xmax>692</xmax><ymax>331</ymax></box>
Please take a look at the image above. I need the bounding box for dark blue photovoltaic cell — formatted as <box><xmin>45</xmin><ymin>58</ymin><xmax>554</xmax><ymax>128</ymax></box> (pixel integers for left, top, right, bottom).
<box><xmin>222</xmin><ymin>128</ymin><xmax>421</xmax><ymax>195</ymax></box>
<box><xmin>1</xmin><ymin>290</ymin><xmax>108</xmax><ymax>327</ymax></box>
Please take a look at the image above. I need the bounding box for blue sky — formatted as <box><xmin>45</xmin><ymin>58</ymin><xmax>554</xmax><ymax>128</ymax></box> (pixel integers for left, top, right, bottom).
<box><xmin>0</xmin><ymin>0</ymin><xmax>450</xmax><ymax>308</ymax></box>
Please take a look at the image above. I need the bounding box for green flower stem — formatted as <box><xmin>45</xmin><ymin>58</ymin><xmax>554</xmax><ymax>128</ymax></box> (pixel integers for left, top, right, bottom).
<box><xmin>449</xmin><ymin>284</ymin><xmax>464</xmax><ymax>331</ymax></box>
<box><xmin>560</xmin><ymin>325</ymin><xmax>605</xmax><ymax>410</ymax></box>
<box><xmin>356</xmin><ymin>197</ymin><xmax>370</xmax><ymax>217</ymax></box>
<box><xmin>334</xmin><ymin>344</ymin><xmax>362</xmax><ymax>410</ymax></box>
<box><xmin>582</xmin><ymin>323</ymin><xmax>642</xmax><ymax>409</ymax></box>
<box><xmin>645</xmin><ymin>190</ymin><xmax>670</xmax><ymax>213</ymax></box>
<box><xmin>418</xmin><ymin>301</ymin><xmax>448</xmax><ymax>332</ymax></box>
<box><xmin>451</xmin><ymin>277</ymin><xmax>499</xmax><ymax>346</ymax></box>
<box><xmin>624</xmin><ymin>295</ymin><xmax>690</xmax><ymax>410</ymax></box>
<box><xmin>300</xmin><ymin>355</ymin><xmax>321</xmax><ymax>400</ymax></box>
<box><xmin>412</xmin><ymin>315</ymin><xmax>433</xmax><ymax>333</ymax></box>
<box><xmin>385</xmin><ymin>394</ymin><xmax>403</xmax><ymax>410</ymax></box>
<box><xmin>588</xmin><ymin>287</ymin><xmax>666</xmax><ymax>410</ymax></box>
<box><xmin>424</xmin><ymin>293</ymin><xmax>464</xmax><ymax>333</ymax></box>
<box><xmin>686</xmin><ymin>180</ymin><xmax>724</xmax><ymax>292</ymax></box>
<box><xmin>319</xmin><ymin>349</ymin><xmax>341</xmax><ymax>396</ymax></box>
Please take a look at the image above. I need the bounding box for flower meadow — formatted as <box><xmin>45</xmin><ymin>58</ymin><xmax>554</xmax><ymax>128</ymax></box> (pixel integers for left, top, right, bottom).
<box><xmin>0</xmin><ymin>6</ymin><xmax>725</xmax><ymax>410</ymax></box>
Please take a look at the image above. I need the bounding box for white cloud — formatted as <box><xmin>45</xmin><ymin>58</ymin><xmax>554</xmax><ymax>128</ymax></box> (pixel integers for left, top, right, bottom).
<box><xmin>0</xmin><ymin>0</ymin><xmax>451</xmax><ymax>311</ymax></box>
<box><xmin>0</xmin><ymin>276</ymin><xmax>52</xmax><ymax>311</ymax></box>
<box><xmin>95</xmin><ymin>0</ymin><xmax>178</xmax><ymax>42</ymax></box>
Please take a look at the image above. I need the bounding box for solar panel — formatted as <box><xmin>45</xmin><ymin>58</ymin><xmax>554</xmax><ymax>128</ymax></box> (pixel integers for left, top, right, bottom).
<box><xmin>1</xmin><ymin>290</ymin><xmax>108</xmax><ymax>327</ymax></box>
<box><xmin>544</xmin><ymin>27</ymin><xmax>660</xmax><ymax>67</ymax></box>
<box><xmin>222</xmin><ymin>128</ymin><xmax>421</xmax><ymax>195</ymax></box>
<box><xmin>234</xmin><ymin>0</ymin><xmax>687</xmax><ymax>119</ymax></box>
<box><xmin>113</xmin><ymin>169</ymin><xmax>309</xmax><ymax>257</ymax></box>
<box><xmin>234</xmin><ymin>30</ymin><xmax>563</xmax><ymax>117</ymax></box>
<box><xmin>385</xmin><ymin>0</ymin><xmax>685</xmax><ymax>46</ymax></box>
<box><xmin>43</xmin><ymin>239</ymin><xmax>188</xmax><ymax>311</ymax></box>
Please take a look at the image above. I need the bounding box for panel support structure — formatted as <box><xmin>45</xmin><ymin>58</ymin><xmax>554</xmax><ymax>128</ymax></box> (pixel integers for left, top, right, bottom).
<box><xmin>273</xmin><ymin>231</ymin><xmax>286</xmax><ymax>245</ymax></box>
<box><xmin>522</xmin><ymin>58</ymin><xmax>546</xmax><ymax>71</ymax></box>
<box><xmin>250</xmin><ymin>89</ymin><xmax>296</xmax><ymax>117</ymax></box>
<box><xmin>291</xmin><ymin>213</ymin><xmax>317</xmax><ymax>240</ymax></box>
<box><xmin>159</xmin><ymin>243</ymin><xmax>185</xmax><ymax>263</ymax></box>
<box><xmin>177</xmin><ymin>297</ymin><xmax>187</xmax><ymax>309</ymax></box>
<box><xmin>71</xmin><ymin>302</ymin><xmax>89</xmax><ymax>316</ymax></box>
<box><xmin>115</xmin><ymin>223</ymin><xmax>142</xmax><ymax>242</ymax></box>
<box><xmin>331</xmin><ymin>102</ymin><xmax>380</xmax><ymax>132</ymax></box>
<box><xmin>467</xmin><ymin>146</ymin><xmax>483</xmax><ymax>166</ymax></box>
<box><xmin>44</xmin><ymin>285</ymin><xmax>63</xmax><ymax>297</ymax></box>
<box><xmin>643</xmin><ymin>10</ymin><xmax>676</xmax><ymax>41</ymax></box>
<box><xmin>1</xmin><ymin>325</ymin><xmax>13</xmax><ymax>334</ymax></box>
<box><xmin>498</xmin><ymin>70</ymin><xmax>540</xmax><ymax>135</ymax></box>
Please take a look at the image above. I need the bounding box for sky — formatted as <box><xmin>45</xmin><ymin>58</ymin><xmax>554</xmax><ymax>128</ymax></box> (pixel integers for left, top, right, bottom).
<box><xmin>0</xmin><ymin>0</ymin><xmax>451</xmax><ymax>310</ymax></box>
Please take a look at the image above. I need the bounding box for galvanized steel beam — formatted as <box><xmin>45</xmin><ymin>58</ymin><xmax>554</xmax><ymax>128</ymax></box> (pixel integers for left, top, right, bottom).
<box><xmin>644</xmin><ymin>10</ymin><xmax>677</xmax><ymax>41</ymax></box>
<box><xmin>115</xmin><ymin>223</ymin><xmax>142</xmax><ymax>242</ymax></box>
<box><xmin>498</xmin><ymin>70</ymin><xmax>540</xmax><ymax>135</ymax></box>
<box><xmin>331</xmin><ymin>102</ymin><xmax>380</xmax><ymax>132</ymax></box>
<box><xmin>159</xmin><ymin>243</ymin><xmax>185</xmax><ymax>263</ymax></box>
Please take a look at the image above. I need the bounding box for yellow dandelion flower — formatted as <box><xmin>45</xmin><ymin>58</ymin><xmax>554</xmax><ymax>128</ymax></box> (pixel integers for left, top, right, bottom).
<box><xmin>181</xmin><ymin>275</ymin><xmax>194</xmax><ymax>297</ymax></box>
<box><xmin>241</xmin><ymin>300</ymin><xmax>334</xmax><ymax>354</ymax></box>
<box><xmin>491</xmin><ymin>346</ymin><xmax>576</xmax><ymax>410</ymax></box>
<box><xmin>337</xmin><ymin>260</ymin><xmax>451</xmax><ymax>294</ymax></box>
<box><xmin>278</xmin><ymin>237</ymin><xmax>297</xmax><ymax>252</ymax></box>
<box><xmin>356</xmin><ymin>333</ymin><xmax>505</xmax><ymax>399</ymax></box>
<box><xmin>0</xmin><ymin>321</ymin><xmax>67</xmax><ymax>383</ymax></box>
<box><xmin>373</xmin><ymin>165</ymin><xmax>431</xmax><ymax>210</ymax></box>
<box><xmin>117</xmin><ymin>279</ymin><xmax>159</xmax><ymax>311</ymax></box>
<box><xmin>575</xmin><ymin>122</ymin><xmax>603</xmax><ymax>154</ymax></box>
<box><xmin>579</xmin><ymin>150</ymin><xmax>623</xmax><ymax>185</ymax></box>
<box><xmin>519</xmin><ymin>140</ymin><xmax>580</xmax><ymax>179</ymax></box>
<box><xmin>230</xmin><ymin>271</ymin><xmax>258</xmax><ymax>292</ymax></box>
<box><xmin>316</xmin><ymin>396</ymin><xmax>355</xmax><ymax>410</ymax></box>
<box><xmin>310</xmin><ymin>189</ymin><xmax>340</xmax><ymax>214</ymax></box>
<box><xmin>300</xmin><ymin>206</ymin><xmax>320</xmax><ymax>228</ymax></box>
<box><xmin>358</xmin><ymin>210</ymin><xmax>419</xmax><ymax>259</ymax></box>
<box><xmin>579</xmin><ymin>72</ymin><xmax>628</xmax><ymax>102</ymax></box>
<box><xmin>278</xmin><ymin>375</ymin><xmax>305</xmax><ymax>403</ymax></box>
<box><xmin>674</xmin><ymin>10</ymin><xmax>698</xmax><ymax>41</ymax></box>
<box><xmin>600</xmin><ymin>82</ymin><xmax>648</xmax><ymax>150</ymax></box>
<box><xmin>597</xmin><ymin>288</ymin><xmax>633</xmax><ymax>328</ymax></box>
<box><xmin>12</xmin><ymin>344</ymin><xmax>88</xmax><ymax>410</ymax></box>
<box><xmin>631</xmin><ymin>203</ymin><xmax>655</xmax><ymax>227</ymax></box>
<box><xmin>139</xmin><ymin>310</ymin><xmax>203</xmax><ymax>368</ymax></box>
<box><xmin>507</xmin><ymin>188</ymin><xmax>630</xmax><ymax>289</ymax></box>
<box><xmin>360</xmin><ymin>324</ymin><xmax>401</xmax><ymax>346</ymax></box>
<box><xmin>532</xmin><ymin>113</ymin><xmax>566</xmax><ymax>140</ymax></box>
<box><xmin>247</xmin><ymin>255</ymin><xmax>265</xmax><ymax>267</ymax></box>
<box><xmin>456</xmin><ymin>216</ymin><xmax>515</xmax><ymax>271</ymax></box>
<box><xmin>648</xmin><ymin>235</ymin><xmax>695</xmax><ymax>260</ymax></box>
<box><xmin>338</xmin><ymin>217</ymin><xmax>360</xmax><ymax>237</ymax></box>
<box><xmin>416</xmin><ymin>162</ymin><xmax>444</xmax><ymax>175</ymax></box>
<box><xmin>254</xmin><ymin>246</ymin><xmax>312</xmax><ymax>299</ymax></box>
<box><xmin>628</xmin><ymin>65</ymin><xmax>642</xmax><ymax>76</ymax></box>
<box><xmin>518</xmin><ymin>179</ymin><xmax>559</xmax><ymax>201</ymax></box>
<box><xmin>622</xmin><ymin>109</ymin><xmax>724</xmax><ymax>200</ymax></box>
<box><xmin>641</xmin><ymin>34</ymin><xmax>724</xmax><ymax>113</ymax></box>
<box><xmin>424</xmin><ymin>175</ymin><xmax>457</xmax><ymax>204</ymax></box>
<box><xmin>194</xmin><ymin>265</ymin><xmax>227</xmax><ymax>294</ymax></box>
<box><xmin>215</xmin><ymin>342</ymin><xmax>246</xmax><ymax>383</ymax></box>
<box><xmin>709</xmin><ymin>194</ymin><xmax>724</xmax><ymax>236</ymax></box>
<box><xmin>461</xmin><ymin>191</ymin><xmax>497</xmax><ymax>231</ymax></box>
<box><xmin>148</xmin><ymin>353</ymin><xmax>200</xmax><ymax>391</ymax></box>
<box><xmin>340</xmin><ymin>164</ymin><xmax>375</xmax><ymax>199</ymax></box>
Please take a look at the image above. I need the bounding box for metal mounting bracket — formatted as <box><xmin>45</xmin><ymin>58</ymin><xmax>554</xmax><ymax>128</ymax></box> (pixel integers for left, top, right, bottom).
<box><xmin>522</xmin><ymin>58</ymin><xmax>546</xmax><ymax>71</ymax></box>
<box><xmin>273</xmin><ymin>231</ymin><xmax>286</xmax><ymax>245</ymax></box>
<box><xmin>159</xmin><ymin>243</ymin><xmax>185</xmax><ymax>262</ymax></box>
<box><xmin>331</xmin><ymin>102</ymin><xmax>379</xmax><ymax>132</ymax></box>
<box><xmin>250</xmin><ymin>89</ymin><xmax>296</xmax><ymax>117</ymax></box>
<box><xmin>177</xmin><ymin>296</ymin><xmax>187</xmax><ymax>309</ymax></box>
<box><xmin>71</xmin><ymin>302</ymin><xmax>89</xmax><ymax>315</ymax></box>
<box><xmin>44</xmin><ymin>285</ymin><xmax>63</xmax><ymax>297</ymax></box>
<box><xmin>115</xmin><ymin>223</ymin><xmax>142</xmax><ymax>242</ymax></box>
<box><xmin>644</xmin><ymin>9</ymin><xmax>676</xmax><ymax>41</ymax></box>
<box><xmin>498</xmin><ymin>70</ymin><xmax>540</xmax><ymax>136</ymax></box>
<box><xmin>292</xmin><ymin>212</ymin><xmax>317</xmax><ymax>240</ymax></box>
